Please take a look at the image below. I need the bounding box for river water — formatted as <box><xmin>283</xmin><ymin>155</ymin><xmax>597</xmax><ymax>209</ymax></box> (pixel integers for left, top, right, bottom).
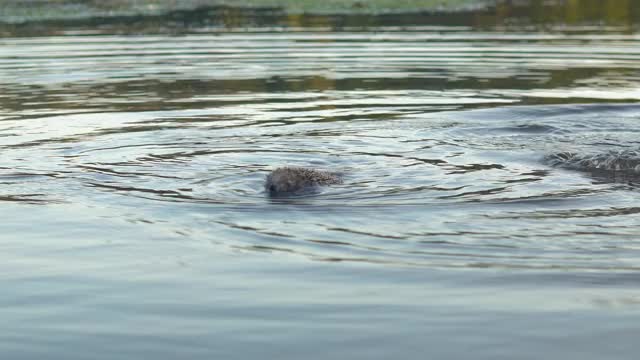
<box><xmin>1</xmin><ymin>3</ymin><xmax>640</xmax><ymax>359</ymax></box>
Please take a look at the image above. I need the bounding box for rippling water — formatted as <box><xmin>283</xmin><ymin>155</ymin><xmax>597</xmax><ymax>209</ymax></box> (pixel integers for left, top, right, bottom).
<box><xmin>2</xmin><ymin>8</ymin><xmax>640</xmax><ymax>360</ymax></box>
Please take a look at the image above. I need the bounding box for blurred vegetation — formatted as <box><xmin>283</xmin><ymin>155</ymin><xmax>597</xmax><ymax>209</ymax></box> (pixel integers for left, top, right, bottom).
<box><xmin>0</xmin><ymin>0</ymin><xmax>638</xmax><ymax>30</ymax></box>
<box><xmin>0</xmin><ymin>0</ymin><xmax>488</xmax><ymax>24</ymax></box>
<box><xmin>489</xmin><ymin>0</ymin><xmax>638</xmax><ymax>27</ymax></box>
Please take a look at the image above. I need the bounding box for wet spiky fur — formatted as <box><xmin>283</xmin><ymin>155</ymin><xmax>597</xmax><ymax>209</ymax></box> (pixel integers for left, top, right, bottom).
<box><xmin>265</xmin><ymin>167</ymin><xmax>342</xmax><ymax>195</ymax></box>
<box><xmin>545</xmin><ymin>150</ymin><xmax>640</xmax><ymax>173</ymax></box>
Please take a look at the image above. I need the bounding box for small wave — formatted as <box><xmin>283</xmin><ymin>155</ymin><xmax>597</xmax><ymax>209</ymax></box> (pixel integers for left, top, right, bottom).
<box><xmin>545</xmin><ymin>150</ymin><xmax>640</xmax><ymax>181</ymax></box>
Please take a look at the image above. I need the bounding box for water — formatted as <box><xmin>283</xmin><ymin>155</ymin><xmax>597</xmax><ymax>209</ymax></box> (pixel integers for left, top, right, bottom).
<box><xmin>2</xmin><ymin>3</ymin><xmax>640</xmax><ymax>359</ymax></box>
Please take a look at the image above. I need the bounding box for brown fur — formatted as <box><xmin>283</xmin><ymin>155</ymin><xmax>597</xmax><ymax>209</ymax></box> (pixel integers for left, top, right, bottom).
<box><xmin>265</xmin><ymin>167</ymin><xmax>342</xmax><ymax>195</ymax></box>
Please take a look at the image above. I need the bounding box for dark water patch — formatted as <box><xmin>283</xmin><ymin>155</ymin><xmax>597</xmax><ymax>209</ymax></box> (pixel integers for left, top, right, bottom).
<box><xmin>0</xmin><ymin>194</ymin><xmax>57</xmax><ymax>204</ymax></box>
<box><xmin>492</xmin><ymin>206</ymin><xmax>640</xmax><ymax>220</ymax></box>
<box><xmin>471</xmin><ymin>123</ymin><xmax>566</xmax><ymax>135</ymax></box>
<box><xmin>440</xmin><ymin>103</ymin><xmax>640</xmax><ymax>122</ymax></box>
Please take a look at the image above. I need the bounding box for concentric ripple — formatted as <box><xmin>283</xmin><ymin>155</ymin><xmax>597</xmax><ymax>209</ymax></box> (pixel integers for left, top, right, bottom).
<box><xmin>2</xmin><ymin>27</ymin><xmax>640</xmax><ymax>270</ymax></box>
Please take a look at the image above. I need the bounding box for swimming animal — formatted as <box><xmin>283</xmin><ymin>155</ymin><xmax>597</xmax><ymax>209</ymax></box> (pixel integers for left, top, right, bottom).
<box><xmin>545</xmin><ymin>150</ymin><xmax>640</xmax><ymax>173</ymax></box>
<box><xmin>265</xmin><ymin>167</ymin><xmax>343</xmax><ymax>196</ymax></box>
<box><xmin>545</xmin><ymin>149</ymin><xmax>640</xmax><ymax>183</ymax></box>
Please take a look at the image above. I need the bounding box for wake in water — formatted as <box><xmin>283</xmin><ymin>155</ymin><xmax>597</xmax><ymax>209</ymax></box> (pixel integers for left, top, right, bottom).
<box><xmin>545</xmin><ymin>149</ymin><xmax>640</xmax><ymax>182</ymax></box>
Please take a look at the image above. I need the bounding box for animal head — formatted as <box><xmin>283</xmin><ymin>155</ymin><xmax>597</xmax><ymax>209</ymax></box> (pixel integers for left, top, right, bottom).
<box><xmin>265</xmin><ymin>168</ymin><xmax>309</xmax><ymax>195</ymax></box>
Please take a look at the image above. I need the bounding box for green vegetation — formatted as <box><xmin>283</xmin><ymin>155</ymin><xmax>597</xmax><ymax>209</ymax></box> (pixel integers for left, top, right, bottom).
<box><xmin>0</xmin><ymin>0</ymin><xmax>489</xmax><ymax>23</ymax></box>
<box><xmin>0</xmin><ymin>0</ymin><xmax>638</xmax><ymax>29</ymax></box>
<box><xmin>209</xmin><ymin>0</ymin><xmax>489</xmax><ymax>12</ymax></box>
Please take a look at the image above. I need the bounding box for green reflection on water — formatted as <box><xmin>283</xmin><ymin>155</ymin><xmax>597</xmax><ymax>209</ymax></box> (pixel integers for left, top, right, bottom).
<box><xmin>1</xmin><ymin>0</ymin><xmax>639</xmax><ymax>115</ymax></box>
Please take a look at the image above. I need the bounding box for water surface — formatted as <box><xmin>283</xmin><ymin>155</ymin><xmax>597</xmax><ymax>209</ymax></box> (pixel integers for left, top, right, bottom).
<box><xmin>1</xmin><ymin>3</ymin><xmax>640</xmax><ymax>359</ymax></box>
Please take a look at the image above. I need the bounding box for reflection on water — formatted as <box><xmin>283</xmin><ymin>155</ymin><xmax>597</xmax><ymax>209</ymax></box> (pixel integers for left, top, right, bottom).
<box><xmin>2</xmin><ymin>32</ymin><xmax>640</xmax><ymax>265</ymax></box>
<box><xmin>2</xmin><ymin>2</ymin><xmax>640</xmax><ymax>360</ymax></box>
<box><xmin>2</xmin><ymin>3</ymin><xmax>640</xmax><ymax>279</ymax></box>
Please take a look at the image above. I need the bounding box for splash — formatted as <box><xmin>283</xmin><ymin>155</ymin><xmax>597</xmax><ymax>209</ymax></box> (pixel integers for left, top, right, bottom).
<box><xmin>546</xmin><ymin>150</ymin><xmax>640</xmax><ymax>177</ymax></box>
